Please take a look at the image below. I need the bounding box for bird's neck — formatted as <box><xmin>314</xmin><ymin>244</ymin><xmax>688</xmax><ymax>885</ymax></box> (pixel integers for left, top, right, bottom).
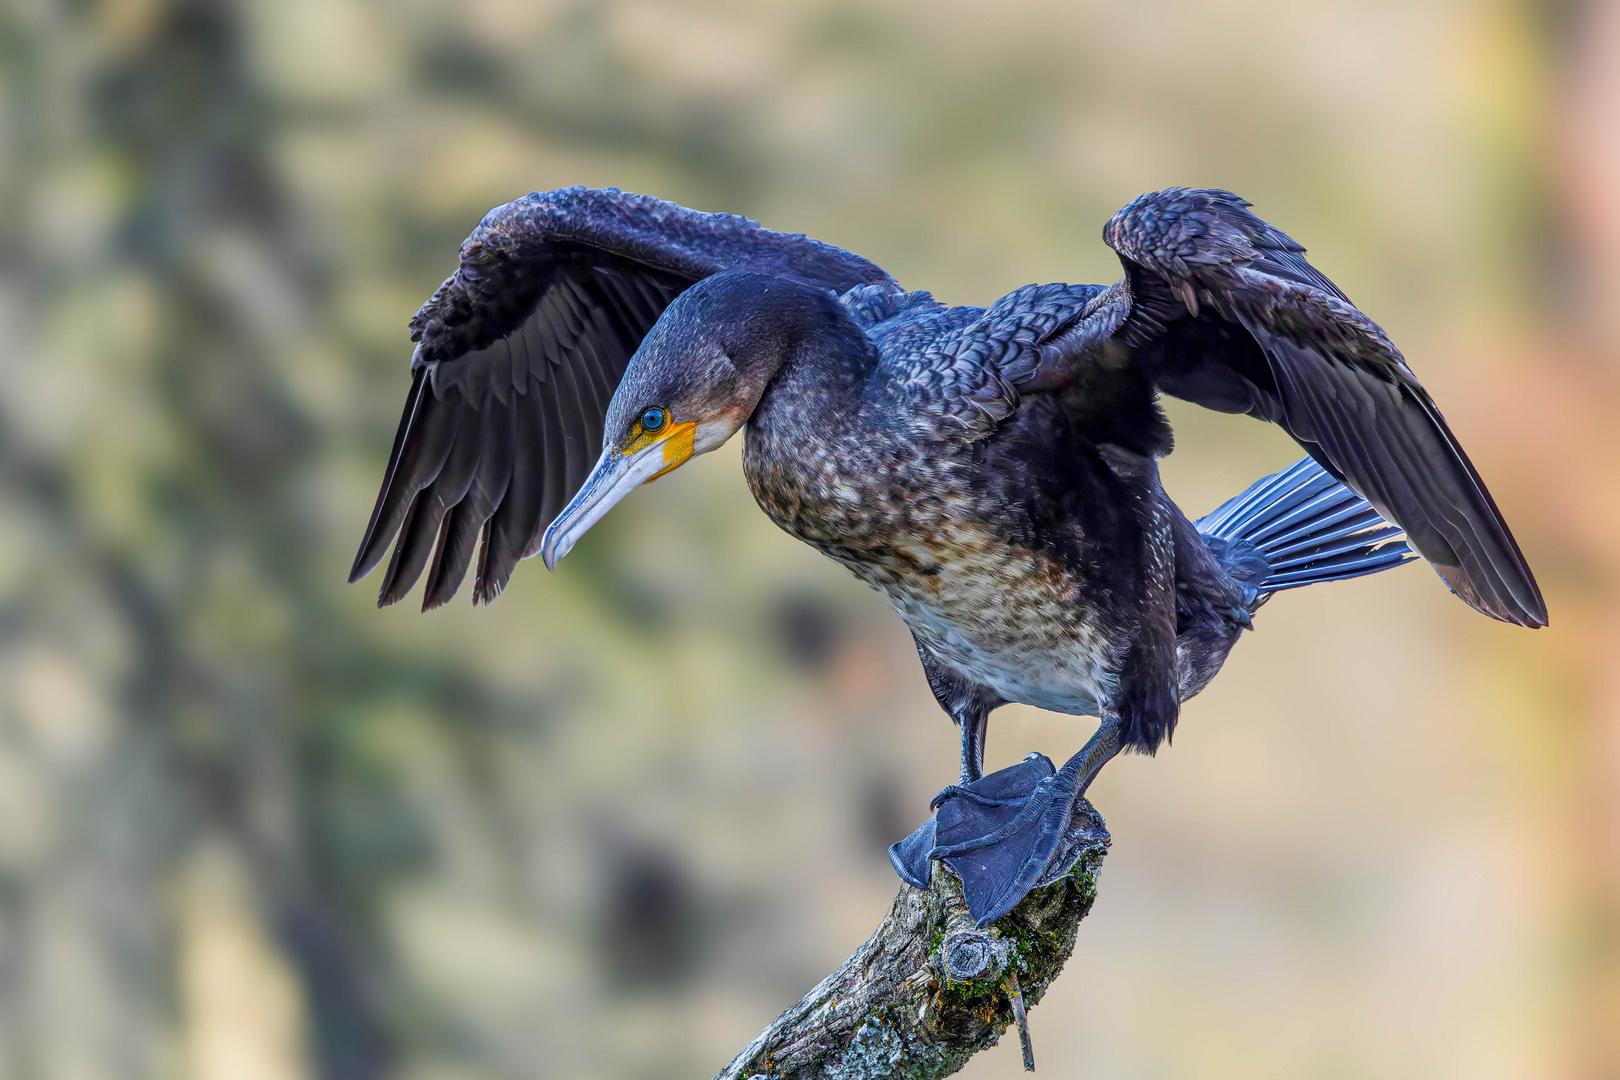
<box><xmin>746</xmin><ymin>292</ymin><xmax>878</xmax><ymax>430</ymax></box>
<box><xmin>739</xmin><ymin>296</ymin><xmax>885</xmax><ymax>554</ymax></box>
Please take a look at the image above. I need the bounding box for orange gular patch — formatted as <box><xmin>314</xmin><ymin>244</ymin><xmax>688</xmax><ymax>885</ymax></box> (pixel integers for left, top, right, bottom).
<box><xmin>647</xmin><ymin>420</ymin><xmax>698</xmax><ymax>481</ymax></box>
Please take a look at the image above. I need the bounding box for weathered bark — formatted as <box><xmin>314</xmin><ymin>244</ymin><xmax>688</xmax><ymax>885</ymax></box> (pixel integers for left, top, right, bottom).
<box><xmin>716</xmin><ymin>801</ymin><xmax>1108</xmax><ymax>1079</ymax></box>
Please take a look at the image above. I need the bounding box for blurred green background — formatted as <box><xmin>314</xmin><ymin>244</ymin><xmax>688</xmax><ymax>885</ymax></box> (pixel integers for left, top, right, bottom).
<box><xmin>2</xmin><ymin>0</ymin><xmax>1617</xmax><ymax>1077</ymax></box>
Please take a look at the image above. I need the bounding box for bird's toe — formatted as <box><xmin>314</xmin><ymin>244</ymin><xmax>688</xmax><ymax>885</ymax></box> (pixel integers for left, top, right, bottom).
<box><xmin>888</xmin><ymin>816</ymin><xmax>937</xmax><ymax>889</ymax></box>
<box><xmin>886</xmin><ymin>752</ymin><xmax>1096</xmax><ymax>925</ymax></box>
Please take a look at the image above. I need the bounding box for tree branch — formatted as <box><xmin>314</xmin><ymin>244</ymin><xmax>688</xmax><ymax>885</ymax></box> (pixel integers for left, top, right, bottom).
<box><xmin>716</xmin><ymin>801</ymin><xmax>1109</xmax><ymax>1079</ymax></box>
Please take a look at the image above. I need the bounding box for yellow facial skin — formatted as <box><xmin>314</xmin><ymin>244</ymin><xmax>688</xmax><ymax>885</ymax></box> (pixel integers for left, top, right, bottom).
<box><xmin>541</xmin><ymin>411</ymin><xmax>702</xmax><ymax>570</ymax></box>
<box><xmin>622</xmin><ymin>417</ymin><xmax>698</xmax><ymax>482</ymax></box>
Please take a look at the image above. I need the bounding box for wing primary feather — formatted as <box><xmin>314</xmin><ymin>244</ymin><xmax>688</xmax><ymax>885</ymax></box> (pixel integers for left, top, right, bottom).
<box><xmin>471</xmin><ymin>392</ymin><xmax>521</xmax><ymax>605</ymax></box>
<box><xmin>547</xmin><ymin>317</ymin><xmax>599</xmax><ymax>499</ymax></box>
<box><xmin>351</xmin><ymin>369</ymin><xmax>460</xmax><ymax>583</ymax></box>
<box><xmin>573</xmin><ymin>291</ymin><xmax>625</xmax><ymax>430</ymax></box>
<box><xmin>422</xmin><ymin>499</ymin><xmax>481</xmax><ymax>611</ymax></box>
<box><xmin>562</xmin><ymin>364</ymin><xmax>598</xmax><ymax>497</ymax></box>
<box><xmin>378</xmin><ymin>489</ymin><xmax>448</xmax><ymax>607</ymax></box>
<box><xmin>530</xmin><ymin>366</ymin><xmax>574</xmax><ymax>552</ymax></box>
<box><xmin>479</xmin><ymin>382</ymin><xmax>549</xmax><ymax>601</ymax></box>
<box><xmin>1403</xmin><ymin>390</ymin><xmax>1545</xmax><ymax>623</ymax></box>
<box><xmin>426</xmin><ymin>389</ymin><xmax>515</xmax><ymax>609</ymax></box>
<box><xmin>1377</xmin><ymin>390</ymin><xmax>1538</xmax><ymax>623</ymax></box>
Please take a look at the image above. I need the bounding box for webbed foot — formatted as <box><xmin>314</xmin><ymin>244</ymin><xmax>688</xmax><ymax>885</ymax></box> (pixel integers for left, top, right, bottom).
<box><xmin>889</xmin><ymin>753</ymin><xmax>1054</xmax><ymax>890</ymax></box>
<box><xmin>888</xmin><ymin>815</ymin><xmax>936</xmax><ymax>889</ymax></box>
<box><xmin>932</xmin><ymin>754</ymin><xmax>1080</xmax><ymax>925</ymax></box>
<box><xmin>890</xmin><ymin>752</ymin><xmax>1097</xmax><ymax>925</ymax></box>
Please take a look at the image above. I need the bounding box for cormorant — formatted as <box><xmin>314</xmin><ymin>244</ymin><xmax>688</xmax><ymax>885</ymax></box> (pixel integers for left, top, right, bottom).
<box><xmin>351</xmin><ymin>187</ymin><xmax>1545</xmax><ymax>926</ymax></box>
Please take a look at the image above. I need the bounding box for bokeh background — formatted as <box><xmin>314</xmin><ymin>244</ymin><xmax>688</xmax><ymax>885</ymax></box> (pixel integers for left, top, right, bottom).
<box><xmin>1</xmin><ymin>0</ymin><xmax>1617</xmax><ymax>1077</ymax></box>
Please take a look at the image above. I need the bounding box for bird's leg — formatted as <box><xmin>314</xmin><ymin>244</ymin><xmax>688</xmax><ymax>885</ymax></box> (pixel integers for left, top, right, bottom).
<box><xmin>927</xmin><ymin>717</ymin><xmax>1125</xmax><ymax>926</ymax></box>
<box><xmin>960</xmin><ymin>704</ymin><xmax>987</xmax><ymax>785</ymax></box>
<box><xmin>1050</xmin><ymin>716</ymin><xmax>1123</xmax><ymax>804</ymax></box>
<box><xmin>924</xmin><ymin>703</ymin><xmax>1001</xmax><ymax>808</ymax></box>
<box><xmin>887</xmin><ymin>698</ymin><xmax>993</xmax><ymax>889</ymax></box>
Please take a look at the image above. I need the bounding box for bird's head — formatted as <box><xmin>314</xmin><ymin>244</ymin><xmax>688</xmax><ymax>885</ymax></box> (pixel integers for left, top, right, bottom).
<box><xmin>540</xmin><ymin>271</ymin><xmax>834</xmax><ymax>569</ymax></box>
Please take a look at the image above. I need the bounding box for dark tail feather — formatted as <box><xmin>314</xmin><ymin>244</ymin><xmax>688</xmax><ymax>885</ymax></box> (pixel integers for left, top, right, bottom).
<box><xmin>1197</xmin><ymin>457</ymin><xmax>1415</xmax><ymax>595</ymax></box>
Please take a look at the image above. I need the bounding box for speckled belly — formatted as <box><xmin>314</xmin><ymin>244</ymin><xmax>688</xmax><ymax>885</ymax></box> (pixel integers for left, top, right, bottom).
<box><xmin>743</xmin><ymin>419</ymin><xmax>1123</xmax><ymax>717</ymax></box>
<box><xmin>846</xmin><ymin>521</ymin><xmax>1122</xmax><ymax>717</ymax></box>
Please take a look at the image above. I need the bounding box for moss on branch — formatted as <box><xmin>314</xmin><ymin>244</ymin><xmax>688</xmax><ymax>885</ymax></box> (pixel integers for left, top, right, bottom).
<box><xmin>715</xmin><ymin>801</ymin><xmax>1108</xmax><ymax>1079</ymax></box>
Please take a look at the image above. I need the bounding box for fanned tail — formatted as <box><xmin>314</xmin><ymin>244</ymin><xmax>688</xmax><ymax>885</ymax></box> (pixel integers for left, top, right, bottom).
<box><xmin>1197</xmin><ymin>457</ymin><xmax>1415</xmax><ymax>595</ymax></box>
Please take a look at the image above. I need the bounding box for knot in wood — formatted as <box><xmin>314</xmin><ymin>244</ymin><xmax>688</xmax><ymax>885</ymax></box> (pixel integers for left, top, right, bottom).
<box><xmin>940</xmin><ymin>930</ymin><xmax>1010</xmax><ymax>981</ymax></box>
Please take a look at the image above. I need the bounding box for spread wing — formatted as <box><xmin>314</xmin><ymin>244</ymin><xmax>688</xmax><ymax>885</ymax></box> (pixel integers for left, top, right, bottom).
<box><xmin>1081</xmin><ymin>188</ymin><xmax>1544</xmax><ymax>626</ymax></box>
<box><xmin>351</xmin><ymin>187</ymin><xmax>894</xmax><ymax>608</ymax></box>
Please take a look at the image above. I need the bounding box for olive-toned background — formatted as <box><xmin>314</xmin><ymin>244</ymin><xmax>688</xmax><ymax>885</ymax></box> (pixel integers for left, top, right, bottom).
<box><xmin>2</xmin><ymin>1</ymin><xmax>1616</xmax><ymax>1077</ymax></box>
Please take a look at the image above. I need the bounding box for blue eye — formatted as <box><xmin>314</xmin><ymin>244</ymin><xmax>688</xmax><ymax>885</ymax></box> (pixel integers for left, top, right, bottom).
<box><xmin>641</xmin><ymin>408</ymin><xmax>666</xmax><ymax>432</ymax></box>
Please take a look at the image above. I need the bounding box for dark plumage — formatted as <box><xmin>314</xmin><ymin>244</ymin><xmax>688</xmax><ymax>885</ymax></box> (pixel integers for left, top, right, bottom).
<box><xmin>350</xmin><ymin>187</ymin><xmax>889</xmax><ymax>606</ymax></box>
<box><xmin>352</xmin><ymin>186</ymin><xmax>1544</xmax><ymax>925</ymax></box>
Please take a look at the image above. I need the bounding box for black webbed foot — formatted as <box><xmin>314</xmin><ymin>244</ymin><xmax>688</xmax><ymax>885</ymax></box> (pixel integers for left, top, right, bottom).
<box><xmin>889</xmin><ymin>753</ymin><xmax>1054</xmax><ymax>889</ymax></box>
<box><xmin>931</xmin><ymin>754</ymin><xmax>1081</xmax><ymax>926</ymax></box>
<box><xmin>890</xmin><ymin>753</ymin><xmax>1097</xmax><ymax>925</ymax></box>
<box><xmin>888</xmin><ymin>816</ymin><xmax>936</xmax><ymax>889</ymax></box>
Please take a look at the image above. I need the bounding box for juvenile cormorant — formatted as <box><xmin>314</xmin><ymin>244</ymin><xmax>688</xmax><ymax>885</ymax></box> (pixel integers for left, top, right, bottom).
<box><xmin>351</xmin><ymin>187</ymin><xmax>1545</xmax><ymax>926</ymax></box>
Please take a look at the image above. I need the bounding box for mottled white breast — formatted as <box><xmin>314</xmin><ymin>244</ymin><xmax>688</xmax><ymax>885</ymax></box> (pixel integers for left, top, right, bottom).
<box><xmin>844</xmin><ymin>520</ymin><xmax>1123</xmax><ymax>717</ymax></box>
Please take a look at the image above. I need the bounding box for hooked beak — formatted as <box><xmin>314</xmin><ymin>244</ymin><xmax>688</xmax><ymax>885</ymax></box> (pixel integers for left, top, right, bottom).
<box><xmin>540</xmin><ymin>421</ymin><xmax>697</xmax><ymax>570</ymax></box>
